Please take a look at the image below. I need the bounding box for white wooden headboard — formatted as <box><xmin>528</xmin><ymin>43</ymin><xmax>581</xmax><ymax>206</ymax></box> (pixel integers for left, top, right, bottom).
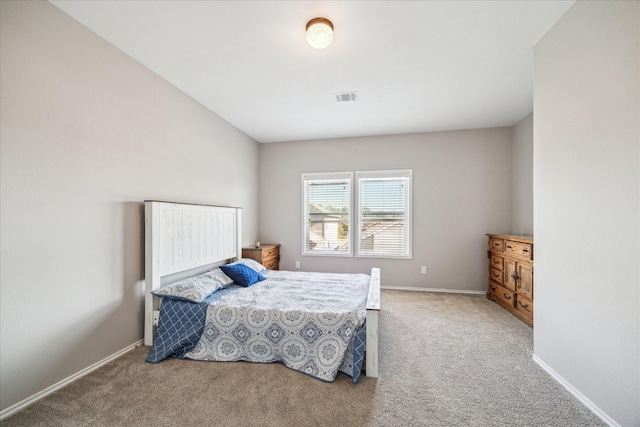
<box><xmin>144</xmin><ymin>200</ymin><xmax>242</xmax><ymax>345</ymax></box>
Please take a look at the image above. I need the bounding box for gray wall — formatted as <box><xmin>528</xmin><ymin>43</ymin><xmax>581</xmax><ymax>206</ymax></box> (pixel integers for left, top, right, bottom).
<box><xmin>259</xmin><ymin>128</ymin><xmax>513</xmax><ymax>290</ymax></box>
<box><xmin>0</xmin><ymin>1</ymin><xmax>259</xmax><ymax>412</ymax></box>
<box><xmin>511</xmin><ymin>113</ymin><xmax>533</xmax><ymax>235</ymax></box>
<box><xmin>533</xmin><ymin>1</ymin><xmax>639</xmax><ymax>426</ymax></box>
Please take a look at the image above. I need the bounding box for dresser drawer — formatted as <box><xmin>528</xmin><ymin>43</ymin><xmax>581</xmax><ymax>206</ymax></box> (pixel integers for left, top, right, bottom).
<box><xmin>488</xmin><ymin>282</ymin><xmax>501</xmax><ymax>295</ymax></box>
<box><xmin>494</xmin><ymin>286</ymin><xmax>515</xmax><ymax>308</ymax></box>
<box><xmin>489</xmin><ymin>267</ymin><xmax>503</xmax><ymax>284</ymax></box>
<box><xmin>504</xmin><ymin>241</ymin><xmax>533</xmax><ymax>260</ymax></box>
<box><xmin>490</xmin><ymin>255</ymin><xmax>503</xmax><ymax>270</ymax></box>
<box><xmin>515</xmin><ymin>295</ymin><xmax>533</xmax><ymax>320</ymax></box>
<box><xmin>490</xmin><ymin>238</ymin><xmax>504</xmax><ymax>252</ymax></box>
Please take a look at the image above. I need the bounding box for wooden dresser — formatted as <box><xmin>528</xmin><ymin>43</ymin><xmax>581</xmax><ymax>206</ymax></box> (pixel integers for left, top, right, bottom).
<box><xmin>486</xmin><ymin>234</ymin><xmax>533</xmax><ymax>326</ymax></box>
<box><xmin>242</xmin><ymin>243</ymin><xmax>280</xmax><ymax>270</ymax></box>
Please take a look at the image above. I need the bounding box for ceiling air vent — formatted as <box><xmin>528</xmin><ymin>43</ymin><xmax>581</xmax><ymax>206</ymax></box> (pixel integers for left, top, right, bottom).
<box><xmin>335</xmin><ymin>91</ymin><xmax>358</xmax><ymax>103</ymax></box>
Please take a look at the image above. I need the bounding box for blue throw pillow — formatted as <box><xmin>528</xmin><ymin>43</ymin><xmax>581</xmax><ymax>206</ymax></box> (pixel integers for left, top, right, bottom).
<box><xmin>220</xmin><ymin>264</ymin><xmax>265</xmax><ymax>287</ymax></box>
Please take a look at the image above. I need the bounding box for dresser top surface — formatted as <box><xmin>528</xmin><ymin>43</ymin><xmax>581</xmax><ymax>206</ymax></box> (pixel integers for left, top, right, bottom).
<box><xmin>486</xmin><ymin>233</ymin><xmax>533</xmax><ymax>243</ymax></box>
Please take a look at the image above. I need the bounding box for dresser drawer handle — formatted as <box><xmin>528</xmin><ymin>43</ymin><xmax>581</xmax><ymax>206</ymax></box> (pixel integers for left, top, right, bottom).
<box><xmin>522</xmin><ymin>249</ymin><xmax>529</xmax><ymax>253</ymax></box>
<box><xmin>506</xmin><ymin>245</ymin><xmax>513</xmax><ymax>249</ymax></box>
<box><xmin>490</xmin><ymin>285</ymin><xmax>497</xmax><ymax>291</ymax></box>
<box><xmin>518</xmin><ymin>301</ymin><xmax>529</xmax><ymax>309</ymax></box>
<box><xmin>493</xmin><ymin>272</ymin><xmax>500</xmax><ymax>278</ymax></box>
<box><xmin>503</xmin><ymin>293</ymin><xmax>512</xmax><ymax>300</ymax></box>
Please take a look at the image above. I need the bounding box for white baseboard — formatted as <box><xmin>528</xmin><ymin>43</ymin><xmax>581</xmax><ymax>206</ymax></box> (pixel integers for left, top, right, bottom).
<box><xmin>0</xmin><ymin>339</ymin><xmax>144</xmax><ymax>421</ymax></box>
<box><xmin>381</xmin><ymin>285</ymin><xmax>486</xmax><ymax>295</ymax></box>
<box><xmin>532</xmin><ymin>354</ymin><xmax>619</xmax><ymax>427</ymax></box>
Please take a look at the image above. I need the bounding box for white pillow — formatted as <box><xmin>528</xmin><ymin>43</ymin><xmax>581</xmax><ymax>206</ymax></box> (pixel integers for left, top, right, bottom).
<box><xmin>228</xmin><ymin>258</ymin><xmax>267</xmax><ymax>272</ymax></box>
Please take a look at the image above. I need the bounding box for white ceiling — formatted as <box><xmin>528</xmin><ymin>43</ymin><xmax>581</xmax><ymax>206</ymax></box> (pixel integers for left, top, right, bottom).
<box><xmin>50</xmin><ymin>1</ymin><xmax>574</xmax><ymax>143</ymax></box>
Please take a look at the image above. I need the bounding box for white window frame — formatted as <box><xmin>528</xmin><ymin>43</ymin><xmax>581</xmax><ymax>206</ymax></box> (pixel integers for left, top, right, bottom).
<box><xmin>301</xmin><ymin>172</ymin><xmax>353</xmax><ymax>257</ymax></box>
<box><xmin>355</xmin><ymin>169</ymin><xmax>412</xmax><ymax>259</ymax></box>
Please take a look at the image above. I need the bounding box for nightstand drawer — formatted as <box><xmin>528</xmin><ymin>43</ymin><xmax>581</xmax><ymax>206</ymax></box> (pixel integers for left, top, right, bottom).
<box><xmin>262</xmin><ymin>257</ymin><xmax>279</xmax><ymax>270</ymax></box>
<box><xmin>262</xmin><ymin>245</ymin><xmax>279</xmax><ymax>259</ymax></box>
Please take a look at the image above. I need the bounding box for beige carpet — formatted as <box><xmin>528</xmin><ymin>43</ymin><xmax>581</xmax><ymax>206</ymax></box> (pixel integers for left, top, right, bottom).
<box><xmin>1</xmin><ymin>290</ymin><xmax>605</xmax><ymax>426</ymax></box>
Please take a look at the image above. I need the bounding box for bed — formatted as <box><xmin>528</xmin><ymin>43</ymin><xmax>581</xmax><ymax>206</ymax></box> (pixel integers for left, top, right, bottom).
<box><xmin>143</xmin><ymin>201</ymin><xmax>380</xmax><ymax>382</ymax></box>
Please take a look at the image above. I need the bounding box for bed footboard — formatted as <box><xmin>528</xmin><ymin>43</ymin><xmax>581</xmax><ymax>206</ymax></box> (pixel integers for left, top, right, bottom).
<box><xmin>366</xmin><ymin>268</ymin><xmax>380</xmax><ymax>377</ymax></box>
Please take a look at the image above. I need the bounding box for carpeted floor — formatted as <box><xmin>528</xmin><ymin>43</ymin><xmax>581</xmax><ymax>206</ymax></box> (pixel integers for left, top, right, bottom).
<box><xmin>1</xmin><ymin>290</ymin><xmax>605</xmax><ymax>426</ymax></box>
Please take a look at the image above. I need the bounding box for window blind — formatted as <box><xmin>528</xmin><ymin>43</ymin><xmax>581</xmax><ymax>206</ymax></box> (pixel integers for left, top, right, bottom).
<box><xmin>302</xmin><ymin>172</ymin><xmax>353</xmax><ymax>256</ymax></box>
<box><xmin>356</xmin><ymin>170</ymin><xmax>412</xmax><ymax>258</ymax></box>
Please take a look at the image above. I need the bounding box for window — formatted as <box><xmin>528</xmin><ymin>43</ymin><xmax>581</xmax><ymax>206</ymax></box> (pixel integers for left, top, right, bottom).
<box><xmin>356</xmin><ymin>170</ymin><xmax>412</xmax><ymax>258</ymax></box>
<box><xmin>302</xmin><ymin>169</ymin><xmax>412</xmax><ymax>259</ymax></box>
<box><xmin>302</xmin><ymin>172</ymin><xmax>353</xmax><ymax>256</ymax></box>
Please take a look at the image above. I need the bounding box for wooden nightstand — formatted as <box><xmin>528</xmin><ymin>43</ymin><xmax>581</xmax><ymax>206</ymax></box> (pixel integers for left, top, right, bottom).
<box><xmin>242</xmin><ymin>244</ymin><xmax>280</xmax><ymax>270</ymax></box>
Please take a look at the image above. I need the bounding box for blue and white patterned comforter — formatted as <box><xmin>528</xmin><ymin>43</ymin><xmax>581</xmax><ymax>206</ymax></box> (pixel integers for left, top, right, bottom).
<box><xmin>148</xmin><ymin>270</ymin><xmax>370</xmax><ymax>383</ymax></box>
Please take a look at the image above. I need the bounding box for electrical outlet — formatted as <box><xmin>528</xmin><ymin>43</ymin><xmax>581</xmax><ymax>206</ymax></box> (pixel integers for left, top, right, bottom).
<box><xmin>421</xmin><ymin>266</ymin><xmax>427</xmax><ymax>274</ymax></box>
<box><xmin>153</xmin><ymin>311</ymin><xmax>160</xmax><ymax>326</ymax></box>
<box><xmin>295</xmin><ymin>261</ymin><xmax>300</xmax><ymax>269</ymax></box>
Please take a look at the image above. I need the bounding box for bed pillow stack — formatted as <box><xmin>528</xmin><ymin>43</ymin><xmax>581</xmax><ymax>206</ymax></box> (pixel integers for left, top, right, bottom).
<box><xmin>151</xmin><ymin>268</ymin><xmax>233</xmax><ymax>303</ymax></box>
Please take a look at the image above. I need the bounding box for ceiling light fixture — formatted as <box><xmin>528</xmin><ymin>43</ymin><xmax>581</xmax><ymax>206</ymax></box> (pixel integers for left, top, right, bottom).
<box><xmin>306</xmin><ymin>18</ymin><xmax>334</xmax><ymax>49</ymax></box>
